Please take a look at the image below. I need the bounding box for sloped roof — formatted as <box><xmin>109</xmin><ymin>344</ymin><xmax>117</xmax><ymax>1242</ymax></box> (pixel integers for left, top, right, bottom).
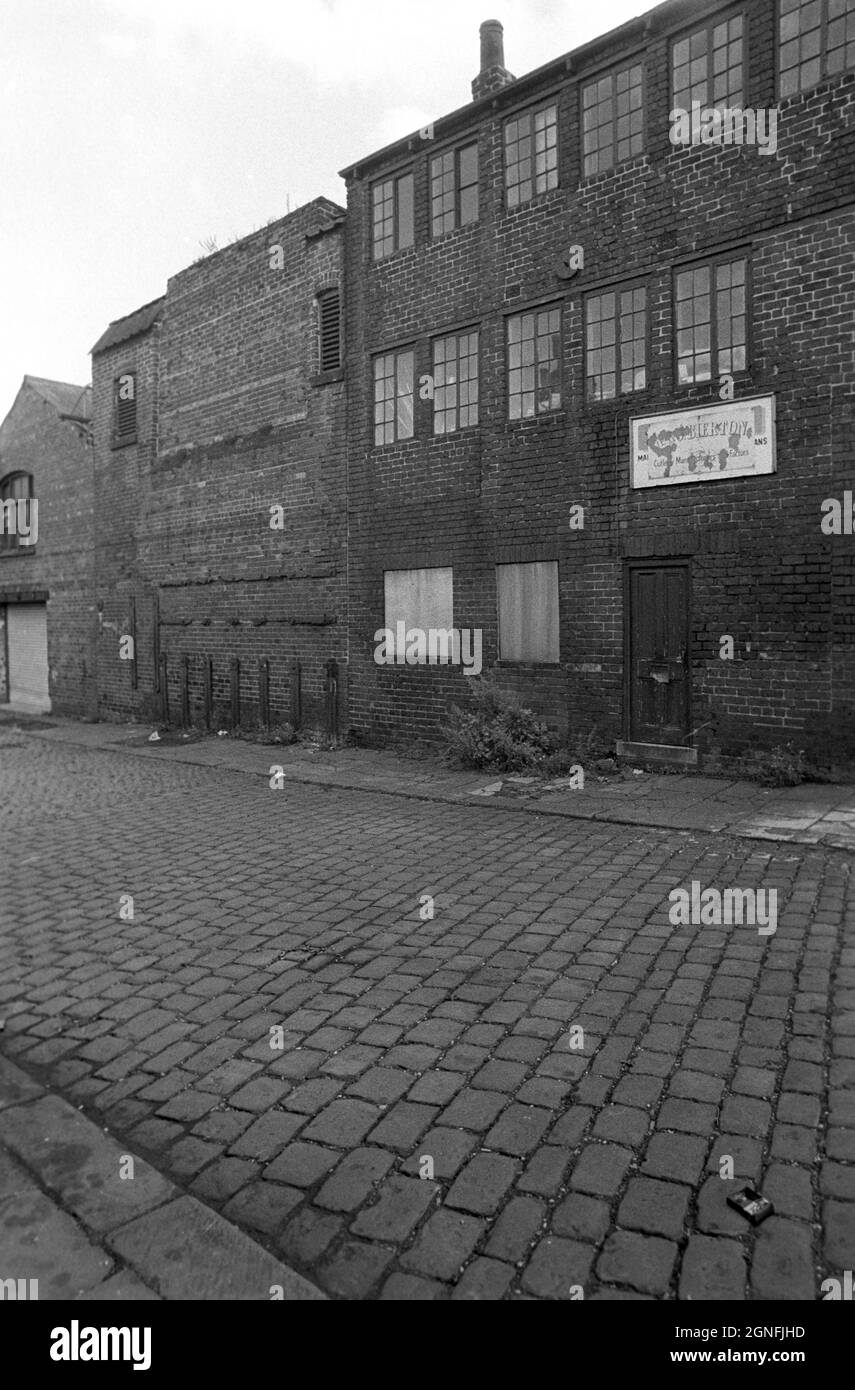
<box><xmin>24</xmin><ymin>376</ymin><xmax>92</xmax><ymax>420</ymax></box>
<box><xmin>90</xmin><ymin>296</ymin><xmax>165</xmax><ymax>356</ymax></box>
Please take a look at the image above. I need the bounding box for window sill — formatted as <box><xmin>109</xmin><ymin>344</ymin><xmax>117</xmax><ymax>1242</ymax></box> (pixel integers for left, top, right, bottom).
<box><xmin>370</xmin><ymin>244</ymin><xmax>416</xmax><ymax>267</ymax></box>
<box><xmin>502</xmin><ymin>186</ymin><xmax>561</xmax><ymax>216</ymax></box>
<box><xmin>111</xmin><ymin>435</ymin><xmax>138</xmax><ymax>450</ymax></box>
<box><xmin>496</xmin><ymin>660</ymin><xmax>562</xmax><ymax>670</ymax></box>
<box><xmin>430</xmin><ymin>221</ymin><xmax>480</xmax><ymax>245</ymax></box>
<box><xmin>507</xmin><ymin>410</ymin><xmax>566</xmax><ymax>426</ymax></box>
<box><xmin>311</xmin><ymin>369</ymin><xmax>344</xmax><ymax>387</ymax></box>
<box><xmin>579</xmin><ymin>154</ymin><xmax>647</xmax><ymax>187</ymax></box>
<box><xmin>585</xmin><ymin>393</ymin><xmax>649</xmax><ymax>409</ymax></box>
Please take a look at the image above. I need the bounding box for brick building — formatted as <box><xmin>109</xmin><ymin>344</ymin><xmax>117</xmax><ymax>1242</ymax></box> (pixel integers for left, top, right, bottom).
<box><xmin>0</xmin><ymin>376</ymin><xmax>95</xmax><ymax>716</ymax></box>
<box><xmin>341</xmin><ymin>0</ymin><xmax>855</xmax><ymax>766</ymax></box>
<box><xmin>91</xmin><ymin>197</ymin><xmax>347</xmax><ymax>733</ymax></box>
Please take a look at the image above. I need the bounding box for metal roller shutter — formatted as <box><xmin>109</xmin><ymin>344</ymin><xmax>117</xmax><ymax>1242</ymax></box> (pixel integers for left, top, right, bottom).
<box><xmin>6</xmin><ymin>603</ymin><xmax>50</xmax><ymax>712</ymax></box>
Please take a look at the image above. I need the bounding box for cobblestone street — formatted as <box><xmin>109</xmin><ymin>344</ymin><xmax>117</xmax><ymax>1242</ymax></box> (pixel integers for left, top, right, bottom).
<box><xmin>2</xmin><ymin>727</ymin><xmax>854</xmax><ymax>1300</ymax></box>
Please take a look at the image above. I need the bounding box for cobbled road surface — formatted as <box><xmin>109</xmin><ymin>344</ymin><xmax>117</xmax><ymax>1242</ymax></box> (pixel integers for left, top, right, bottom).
<box><xmin>2</xmin><ymin>732</ymin><xmax>853</xmax><ymax>1300</ymax></box>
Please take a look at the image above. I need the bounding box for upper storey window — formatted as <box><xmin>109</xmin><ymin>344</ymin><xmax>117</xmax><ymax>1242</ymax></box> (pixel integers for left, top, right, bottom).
<box><xmin>672</xmin><ymin>13</ymin><xmax>745</xmax><ymax>111</ymax></box>
<box><xmin>504</xmin><ymin>104</ymin><xmax>558</xmax><ymax>209</ymax></box>
<box><xmin>114</xmin><ymin>372</ymin><xmax>137</xmax><ymax>446</ymax></box>
<box><xmin>779</xmin><ymin>0</ymin><xmax>855</xmax><ymax>95</ymax></box>
<box><xmin>675</xmin><ymin>256</ymin><xmax>748</xmax><ymax>385</ymax></box>
<box><xmin>0</xmin><ymin>472</ymin><xmax>33</xmax><ymax>553</ymax></box>
<box><xmin>582</xmin><ymin>64</ymin><xmax>644</xmax><ymax>177</ymax></box>
<box><xmin>372</xmin><ymin>172</ymin><xmax>414</xmax><ymax>260</ymax></box>
<box><xmin>431</xmin><ymin>144</ymin><xmax>479</xmax><ymax>237</ymax></box>
<box><xmin>508</xmin><ymin>307</ymin><xmax>562</xmax><ymax>419</ymax></box>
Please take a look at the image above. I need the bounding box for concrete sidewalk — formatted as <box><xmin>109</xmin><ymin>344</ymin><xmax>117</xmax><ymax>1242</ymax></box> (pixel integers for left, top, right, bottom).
<box><xmin>0</xmin><ymin>1057</ymin><xmax>324</xmax><ymax>1301</ymax></box>
<box><xmin>5</xmin><ymin>711</ymin><xmax>855</xmax><ymax>852</ymax></box>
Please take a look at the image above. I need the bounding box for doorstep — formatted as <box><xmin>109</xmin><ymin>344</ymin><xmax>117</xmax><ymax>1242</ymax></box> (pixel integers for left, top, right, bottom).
<box><xmin>616</xmin><ymin>740</ymin><xmax>699</xmax><ymax>768</ymax></box>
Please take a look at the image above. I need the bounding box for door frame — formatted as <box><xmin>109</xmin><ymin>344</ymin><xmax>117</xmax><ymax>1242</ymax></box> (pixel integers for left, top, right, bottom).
<box><xmin>622</xmin><ymin>556</ymin><xmax>693</xmax><ymax>745</ymax></box>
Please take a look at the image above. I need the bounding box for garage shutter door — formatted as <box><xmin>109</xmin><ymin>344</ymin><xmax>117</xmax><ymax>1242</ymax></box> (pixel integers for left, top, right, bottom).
<box><xmin>7</xmin><ymin>603</ymin><xmax>50</xmax><ymax>712</ymax></box>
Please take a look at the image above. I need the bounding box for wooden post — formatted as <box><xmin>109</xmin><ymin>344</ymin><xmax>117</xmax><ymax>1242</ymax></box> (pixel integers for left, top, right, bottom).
<box><xmin>129</xmin><ymin>597</ymin><xmax>138</xmax><ymax>690</ymax></box>
<box><xmin>259</xmin><ymin>659</ymin><xmax>270</xmax><ymax>730</ymax></box>
<box><xmin>325</xmin><ymin>660</ymin><xmax>338</xmax><ymax>739</ymax></box>
<box><xmin>230</xmin><ymin>658</ymin><xmax>240</xmax><ymax>729</ymax></box>
<box><xmin>181</xmin><ymin>655</ymin><xmax>190</xmax><ymax>727</ymax></box>
<box><xmin>159</xmin><ymin>653</ymin><xmax>169</xmax><ymax>723</ymax></box>
<box><xmin>203</xmin><ymin>659</ymin><xmax>213</xmax><ymax>730</ymax></box>
<box><xmin>153</xmin><ymin>595</ymin><xmax>161</xmax><ymax>692</ymax></box>
<box><xmin>290</xmin><ymin>660</ymin><xmax>302</xmax><ymax>730</ymax></box>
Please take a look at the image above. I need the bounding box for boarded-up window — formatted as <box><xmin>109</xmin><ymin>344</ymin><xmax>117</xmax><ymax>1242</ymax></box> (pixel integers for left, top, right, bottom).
<box><xmin>497</xmin><ymin>562</ymin><xmax>559</xmax><ymax>663</ymax></box>
<box><xmin>384</xmin><ymin>567</ymin><xmax>453</xmax><ymax>657</ymax></box>
<box><xmin>318</xmin><ymin>289</ymin><xmax>342</xmax><ymax>372</ymax></box>
<box><xmin>114</xmin><ymin>373</ymin><xmax>137</xmax><ymax>442</ymax></box>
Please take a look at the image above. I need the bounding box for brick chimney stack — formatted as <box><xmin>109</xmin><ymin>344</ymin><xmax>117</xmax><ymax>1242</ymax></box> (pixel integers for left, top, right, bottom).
<box><xmin>472</xmin><ymin>19</ymin><xmax>516</xmax><ymax>101</ymax></box>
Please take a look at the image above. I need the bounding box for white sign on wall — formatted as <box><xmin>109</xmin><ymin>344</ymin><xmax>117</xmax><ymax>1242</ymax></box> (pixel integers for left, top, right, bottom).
<box><xmin>630</xmin><ymin>395</ymin><xmax>776</xmax><ymax>489</ymax></box>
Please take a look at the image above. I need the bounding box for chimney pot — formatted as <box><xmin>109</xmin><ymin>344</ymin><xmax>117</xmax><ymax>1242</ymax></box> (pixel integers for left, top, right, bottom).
<box><xmin>472</xmin><ymin>17</ymin><xmax>515</xmax><ymax>101</ymax></box>
<box><xmin>480</xmin><ymin>19</ymin><xmax>505</xmax><ymax>72</ymax></box>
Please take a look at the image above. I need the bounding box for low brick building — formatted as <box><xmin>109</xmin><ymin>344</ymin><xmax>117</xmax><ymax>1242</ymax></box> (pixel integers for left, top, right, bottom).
<box><xmin>91</xmin><ymin>198</ymin><xmax>347</xmax><ymax>733</ymax></box>
<box><xmin>0</xmin><ymin>376</ymin><xmax>95</xmax><ymax>715</ymax></box>
<box><xmin>341</xmin><ymin>0</ymin><xmax>855</xmax><ymax>766</ymax></box>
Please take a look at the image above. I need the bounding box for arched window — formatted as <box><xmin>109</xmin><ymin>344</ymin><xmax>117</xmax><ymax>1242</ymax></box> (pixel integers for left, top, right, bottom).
<box><xmin>0</xmin><ymin>472</ymin><xmax>34</xmax><ymax>553</ymax></box>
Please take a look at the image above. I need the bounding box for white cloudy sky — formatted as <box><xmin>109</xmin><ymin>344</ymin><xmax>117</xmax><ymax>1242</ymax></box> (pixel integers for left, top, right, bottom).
<box><xmin>0</xmin><ymin>0</ymin><xmax>643</xmax><ymax>416</ymax></box>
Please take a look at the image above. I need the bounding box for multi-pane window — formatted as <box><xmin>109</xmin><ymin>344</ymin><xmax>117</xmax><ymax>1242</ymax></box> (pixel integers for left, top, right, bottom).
<box><xmin>672</xmin><ymin>14</ymin><xmax>744</xmax><ymax>111</ymax></box>
<box><xmin>504</xmin><ymin>105</ymin><xmax>558</xmax><ymax>208</ymax></box>
<box><xmin>372</xmin><ymin>172</ymin><xmax>415</xmax><ymax>260</ymax></box>
<box><xmin>431</xmin><ymin>144</ymin><xmax>479</xmax><ymax>237</ymax></box>
<box><xmin>433</xmin><ymin>332</ymin><xmax>479</xmax><ymax>435</ymax></box>
<box><xmin>582</xmin><ymin>65</ymin><xmax>644</xmax><ymax>177</ymax></box>
<box><xmin>374</xmin><ymin>350</ymin><xmax>414</xmax><ymax>445</ymax></box>
<box><xmin>318</xmin><ymin>288</ymin><xmax>342</xmax><ymax>373</ymax></box>
<box><xmin>497</xmin><ymin>562</ymin><xmax>560</xmax><ymax>663</ymax></box>
<box><xmin>586</xmin><ymin>287</ymin><xmax>647</xmax><ymax>400</ymax></box>
<box><xmin>508</xmin><ymin>308</ymin><xmax>562</xmax><ymax>419</ymax></box>
<box><xmin>779</xmin><ymin>0</ymin><xmax>855</xmax><ymax>95</ymax></box>
<box><xmin>114</xmin><ymin>373</ymin><xmax>137</xmax><ymax>443</ymax></box>
<box><xmin>0</xmin><ymin>472</ymin><xmax>33</xmax><ymax>553</ymax></box>
<box><xmin>675</xmin><ymin>257</ymin><xmax>747</xmax><ymax>385</ymax></box>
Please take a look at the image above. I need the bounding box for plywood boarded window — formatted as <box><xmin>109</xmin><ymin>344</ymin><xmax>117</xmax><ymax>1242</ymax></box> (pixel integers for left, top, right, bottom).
<box><xmin>497</xmin><ymin>562</ymin><xmax>559</xmax><ymax>663</ymax></box>
<box><xmin>384</xmin><ymin>567</ymin><xmax>453</xmax><ymax>658</ymax></box>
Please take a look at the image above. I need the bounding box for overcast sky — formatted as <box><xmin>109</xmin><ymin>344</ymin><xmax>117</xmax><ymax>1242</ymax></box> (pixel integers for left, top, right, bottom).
<box><xmin>0</xmin><ymin>0</ymin><xmax>644</xmax><ymax>417</ymax></box>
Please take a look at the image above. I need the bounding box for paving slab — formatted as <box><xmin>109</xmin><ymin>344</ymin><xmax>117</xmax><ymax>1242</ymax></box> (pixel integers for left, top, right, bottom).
<box><xmin>15</xmin><ymin>711</ymin><xmax>855</xmax><ymax>849</ymax></box>
<box><xmin>0</xmin><ymin>1060</ymin><xmax>324</xmax><ymax>1301</ymax></box>
<box><xmin>109</xmin><ymin>1196</ymin><xmax>325</xmax><ymax>1300</ymax></box>
<box><xmin>1</xmin><ymin>1093</ymin><xmax>178</xmax><ymax>1234</ymax></box>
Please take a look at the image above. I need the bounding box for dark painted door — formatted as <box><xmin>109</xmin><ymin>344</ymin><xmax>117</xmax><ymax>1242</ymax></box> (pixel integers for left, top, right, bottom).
<box><xmin>628</xmin><ymin>564</ymin><xmax>690</xmax><ymax>745</ymax></box>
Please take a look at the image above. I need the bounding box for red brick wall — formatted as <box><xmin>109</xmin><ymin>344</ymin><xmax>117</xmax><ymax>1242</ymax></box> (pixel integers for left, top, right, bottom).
<box><xmin>0</xmin><ymin>383</ymin><xmax>96</xmax><ymax>716</ymax></box>
<box><xmin>343</xmin><ymin>0</ymin><xmax>855</xmax><ymax>761</ymax></box>
<box><xmin>92</xmin><ymin>198</ymin><xmax>347</xmax><ymax>731</ymax></box>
